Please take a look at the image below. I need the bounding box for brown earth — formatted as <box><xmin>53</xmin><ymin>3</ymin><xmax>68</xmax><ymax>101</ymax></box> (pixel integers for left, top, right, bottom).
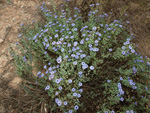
<box><xmin>0</xmin><ymin>0</ymin><xmax>150</xmax><ymax>113</ymax></box>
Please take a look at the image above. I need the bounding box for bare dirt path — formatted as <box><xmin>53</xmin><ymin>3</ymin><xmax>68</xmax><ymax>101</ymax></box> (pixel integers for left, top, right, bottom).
<box><xmin>0</xmin><ymin>0</ymin><xmax>44</xmax><ymax>112</ymax></box>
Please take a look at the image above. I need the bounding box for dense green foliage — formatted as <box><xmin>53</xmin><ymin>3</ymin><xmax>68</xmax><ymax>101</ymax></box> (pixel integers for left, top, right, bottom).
<box><xmin>10</xmin><ymin>1</ymin><xmax>150</xmax><ymax>113</ymax></box>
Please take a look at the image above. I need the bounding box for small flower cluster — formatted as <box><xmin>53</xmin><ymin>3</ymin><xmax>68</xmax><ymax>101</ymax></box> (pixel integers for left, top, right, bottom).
<box><xmin>117</xmin><ymin>83</ymin><xmax>125</xmax><ymax>101</ymax></box>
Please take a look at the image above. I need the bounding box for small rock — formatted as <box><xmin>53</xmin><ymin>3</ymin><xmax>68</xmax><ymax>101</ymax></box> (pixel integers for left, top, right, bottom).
<box><xmin>0</xmin><ymin>39</ymin><xmax>3</xmax><ymax>43</ymax></box>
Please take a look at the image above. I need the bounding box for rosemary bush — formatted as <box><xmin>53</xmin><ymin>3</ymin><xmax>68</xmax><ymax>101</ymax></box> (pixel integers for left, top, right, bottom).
<box><xmin>10</xmin><ymin>1</ymin><xmax>150</xmax><ymax>113</ymax></box>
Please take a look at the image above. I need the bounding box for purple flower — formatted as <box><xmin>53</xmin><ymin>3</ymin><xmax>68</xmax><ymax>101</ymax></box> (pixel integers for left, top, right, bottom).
<box><xmin>18</xmin><ymin>34</ymin><xmax>22</xmax><ymax>37</ymax></box>
<box><xmin>68</xmin><ymin>79</ymin><xmax>72</xmax><ymax>83</ymax></box>
<box><xmin>69</xmin><ymin>110</ymin><xmax>73</xmax><ymax>113</ymax></box>
<box><xmin>64</xmin><ymin>101</ymin><xmax>68</xmax><ymax>106</ymax></box>
<box><xmin>120</xmin><ymin>97</ymin><xmax>124</xmax><ymax>101</ymax></box>
<box><xmin>90</xmin><ymin>66</ymin><xmax>94</xmax><ymax>70</ymax></box>
<box><xmin>107</xmin><ymin>36</ymin><xmax>111</xmax><ymax>38</ymax></box>
<box><xmin>120</xmin><ymin>77</ymin><xmax>123</xmax><ymax>80</ymax></box>
<box><xmin>72</xmin><ymin>88</ymin><xmax>76</xmax><ymax>92</ymax></box>
<box><xmin>82</xmin><ymin>64</ymin><xmax>88</xmax><ymax>70</ymax></box>
<box><xmin>70</xmin><ymin>36</ymin><xmax>74</xmax><ymax>39</ymax></box>
<box><xmin>109</xmin><ymin>48</ymin><xmax>112</xmax><ymax>51</ymax></box>
<box><xmin>55</xmin><ymin>79</ymin><xmax>61</xmax><ymax>84</ymax></box>
<box><xmin>65</xmin><ymin>36</ymin><xmax>69</xmax><ymax>39</ymax></box>
<box><xmin>74</xmin><ymin>42</ymin><xmax>78</xmax><ymax>46</ymax></box>
<box><xmin>45</xmin><ymin>85</ymin><xmax>50</xmax><ymax>90</ymax></box>
<box><xmin>107</xmin><ymin>80</ymin><xmax>111</xmax><ymax>83</ymax></box>
<box><xmin>132</xmin><ymin>66</ymin><xmax>137</xmax><ymax>73</ymax></box>
<box><xmin>44</xmin><ymin>51</ymin><xmax>47</xmax><ymax>54</ymax></box>
<box><xmin>58</xmin><ymin>86</ymin><xmax>62</xmax><ymax>90</ymax></box>
<box><xmin>98</xmin><ymin>38</ymin><xmax>101</xmax><ymax>40</ymax></box>
<box><xmin>56</xmin><ymin>57</ymin><xmax>62</xmax><ymax>64</ymax></box>
<box><xmin>80</xmin><ymin>39</ymin><xmax>84</xmax><ymax>44</ymax></box>
<box><xmin>118</xmin><ymin>83</ymin><xmax>121</xmax><ymax>87</ymax></box>
<box><xmin>82</xmin><ymin>34</ymin><xmax>86</xmax><ymax>37</ymax></box>
<box><xmin>71</xmin><ymin>23</ymin><xmax>75</xmax><ymax>26</ymax></box>
<box><xmin>96</xmin><ymin>3</ymin><xmax>99</xmax><ymax>5</ymax></box>
<box><xmin>86</xmin><ymin>38</ymin><xmax>89</xmax><ymax>41</ymax></box>
<box><xmin>77</xmin><ymin>94</ymin><xmax>81</xmax><ymax>98</ymax></box>
<box><xmin>73</xmin><ymin>93</ymin><xmax>77</xmax><ymax>96</ymax></box>
<box><xmin>79</xmin><ymin>89</ymin><xmax>83</xmax><ymax>93</ymax></box>
<box><xmin>122</xmin><ymin>51</ymin><xmax>126</xmax><ymax>55</ymax></box>
<box><xmin>92</xmin><ymin>26</ymin><xmax>97</xmax><ymax>31</ymax></box>
<box><xmin>74</xmin><ymin>105</ymin><xmax>79</xmax><ymax>110</ymax></box>
<box><xmin>78</xmin><ymin>82</ymin><xmax>82</xmax><ymax>87</ymax></box>
<box><xmin>73</xmin><ymin>61</ymin><xmax>77</xmax><ymax>65</ymax></box>
<box><xmin>74</xmin><ymin>28</ymin><xmax>78</xmax><ymax>31</ymax></box>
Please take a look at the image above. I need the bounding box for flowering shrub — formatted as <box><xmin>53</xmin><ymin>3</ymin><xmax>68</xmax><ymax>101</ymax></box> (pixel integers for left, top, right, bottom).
<box><xmin>10</xmin><ymin>1</ymin><xmax>150</xmax><ymax>113</ymax></box>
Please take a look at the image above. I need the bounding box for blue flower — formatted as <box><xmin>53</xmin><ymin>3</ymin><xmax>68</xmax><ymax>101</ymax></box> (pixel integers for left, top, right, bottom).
<box><xmin>73</xmin><ymin>93</ymin><xmax>77</xmax><ymax>96</ymax></box>
<box><xmin>98</xmin><ymin>37</ymin><xmax>101</xmax><ymax>40</ymax></box>
<box><xmin>90</xmin><ymin>4</ymin><xmax>95</xmax><ymax>7</ymax></box>
<box><xmin>56</xmin><ymin>57</ymin><xmax>62</xmax><ymax>64</ymax></box>
<box><xmin>109</xmin><ymin>48</ymin><xmax>112</xmax><ymax>51</ymax></box>
<box><xmin>77</xmin><ymin>94</ymin><xmax>81</xmax><ymax>98</ymax></box>
<box><xmin>45</xmin><ymin>85</ymin><xmax>50</xmax><ymax>90</ymax></box>
<box><xmin>75</xmin><ymin>55</ymin><xmax>79</xmax><ymax>59</ymax></box>
<box><xmin>44</xmin><ymin>65</ymin><xmax>47</xmax><ymax>69</ymax></box>
<box><xmin>122</xmin><ymin>51</ymin><xmax>126</xmax><ymax>55</ymax></box>
<box><xmin>58</xmin><ymin>86</ymin><xmax>62</xmax><ymax>90</ymax></box>
<box><xmin>88</xmin><ymin>44</ymin><xmax>92</xmax><ymax>48</ymax></box>
<box><xmin>120</xmin><ymin>97</ymin><xmax>124</xmax><ymax>101</ymax></box>
<box><xmin>107</xmin><ymin>36</ymin><xmax>111</xmax><ymax>38</ymax></box>
<box><xmin>64</xmin><ymin>101</ymin><xmax>68</xmax><ymax>106</ymax></box>
<box><xmin>96</xmin><ymin>3</ymin><xmax>99</xmax><ymax>5</ymax></box>
<box><xmin>73</xmin><ymin>28</ymin><xmax>78</xmax><ymax>31</ymax></box>
<box><xmin>107</xmin><ymin>80</ymin><xmax>111</xmax><ymax>83</ymax></box>
<box><xmin>70</xmin><ymin>36</ymin><xmax>74</xmax><ymax>39</ymax></box>
<box><xmin>44</xmin><ymin>51</ymin><xmax>47</xmax><ymax>54</ymax></box>
<box><xmin>74</xmin><ymin>105</ymin><xmax>79</xmax><ymax>110</ymax></box>
<box><xmin>132</xmin><ymin>66</ymin><xmax>137</xmax><ymax>73</ymax></box>
<box><xmin>80</xmin><ymin>39</ymin><xmax>84</xmax><ymax>44</ymax></box>
<box><xmin>55</xmin><ymin>79</ymin><xmax>61</xmax><ymax>84</ymax></box>
<box><xmin>86</xmin><ymin>38</ymin><xmax>89</xmax><ymax>41</ymax></box>
<box><xmin>119</xmin><ymin>25</ymin><xmax>122</xmax><ymax>27</ymax></box>
<box><xmin>74</xmin><ymin>15</ymin><xmax>77</xmax><ymax>17</ymax></box>
<box><xmin>120</xmin><ymin>77</ymin><xmax>123</xmax><ymax>81</ymax></box>
<box><xmin>18</xmin><ymin>34</ymin><xmax>22</xmax><ymax>37</ymax></box>
<box><xmin>69</xmin><ymin>110</ymin><xmax>73</xmax><ymax>113</ymax></box>
<box><xmin>72</xmin><ymin>47</ymin><xmax>76</xmax><ymax>51</ymax></box>
<box><xmin>111</xmin><ymin>111</ymin><xmax>115</xmax><ymax>113</ymax></box>
<box><xmin>90</xmin><ymin>66</ymin><xmax>94</xmax><ymax>70</ymax></box>
<box><xmin>71</xmin><ymin>23</ymin><xmax>75</xmax><ymax>26</ymax></box>
<box><xmin>74</xmin><ymin>42</ymin><xmax>78</xmax><ymax>46</ymax></box>
<box><xmin>73</xmin><ymin>61</ymin><xmax>77</xmax><ymax>65</ymax></box>
<box><xmin>82</xmin><ymin>34</ymin><xmax>86</xmax><ymax>37</ymax></box>
<box><xmin>57</xmin><ymin>100</ymin><xmax>62</xmax><ymax>106</ymax></box>
<box><xmin>65</xmin><ymin>36</ymin><xmax>69</xmax><ymax>39</ymax></box>
<box><xmin>55</xmin><ymin>92</ymin><xmax>59</xmax><ymax>95</ymax></box>
<box><xmin>72</xmin><ymin>88</ymin><xmax>76</xmax><ymax>92</ymax></box>
<box><xmin>79</xmin><ymin>89</ymin><xmax>83</xmax><ymax>93</ymax></box>
<box><xmin>92</xmin><ymin>26</ymin><xmax>97</xmax><ymax>31</ymax></box>
<box><xmin>78</xmin><ymin>82</ymin><xmax>82</xmax><ymax>87</ymax></box>
<box><xmin>68</xmin><ymin>79</ymin><xmax>72</xmax><ymax>83</ymax></box>
<box><xmin>55</xmin><ymin>34</ymin><xmax>58</xmax><ymax>38</ymax></box>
